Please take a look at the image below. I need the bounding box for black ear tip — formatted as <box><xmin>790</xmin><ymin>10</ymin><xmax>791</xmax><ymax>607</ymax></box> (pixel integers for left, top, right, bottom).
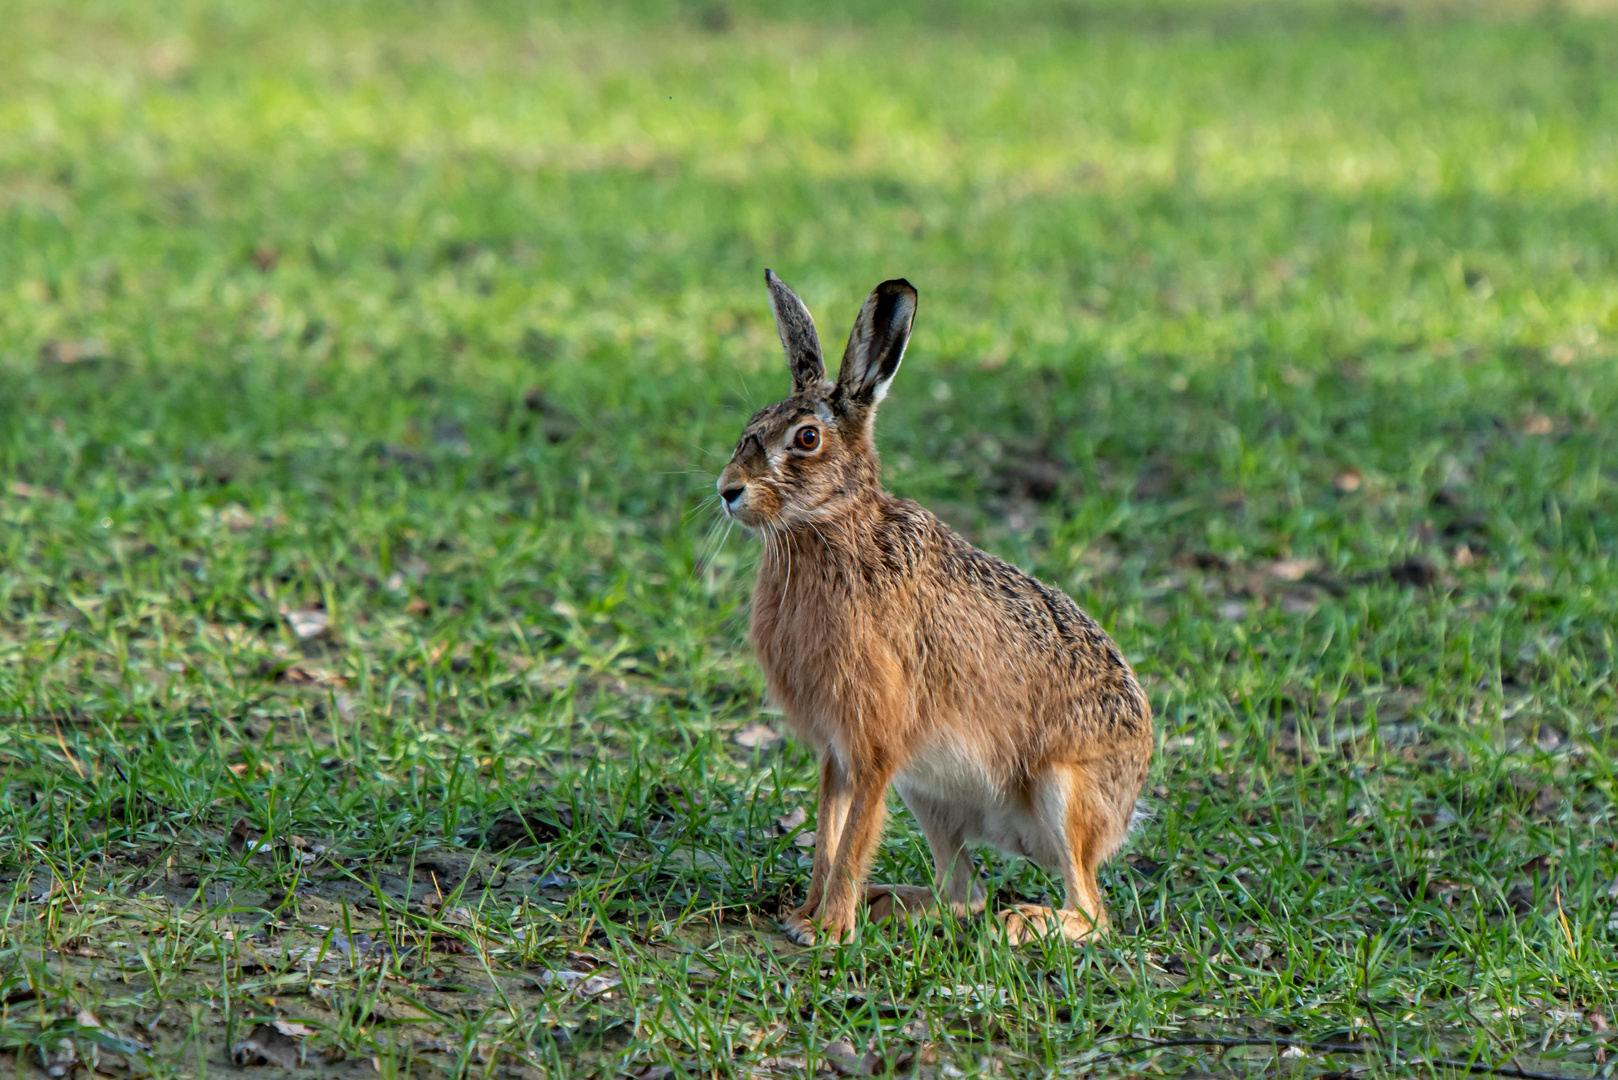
<box><xmin>878</xmin><ymin>277</ymin><xmax>917</xmax><ymax>300</ymax></box>
<box><xmin>765</xmin><ymin>268</ymin><xmax>779</xmax><ymax>284</ymax></box>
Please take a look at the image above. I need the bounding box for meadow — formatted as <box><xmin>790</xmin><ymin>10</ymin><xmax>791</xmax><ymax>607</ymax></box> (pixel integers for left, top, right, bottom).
<box><xmin>2</xmin><ymin>0</ymin><xmax>1616</xmax><ymax>1076</ymax></box>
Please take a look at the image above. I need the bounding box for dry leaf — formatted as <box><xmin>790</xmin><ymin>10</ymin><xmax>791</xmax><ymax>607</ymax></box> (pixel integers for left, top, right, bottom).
<box><xmin>41</xmin><ymin>1039</ymin><xmax>78</xmax><ymax>1079</ymax></box>
<box><xmin>1521</xmin><ymin>414</ymin><xmax>1554</xmax><ymax>435</ymax></box>
<box><xmin>622</xmin><ymin>1066</ymin><xmax>674</xmax><ymax>1080</ymax></box>
<box><xmin>227</xmin><ymin>817</ymin><xmax>260</xmax><ymax>848</ymax></box>
<box><xmin>1265</xmin><ymin>558</ymin><xmax>1318</xmax><ymax>582</ymax></box>
<box><xmin>1532</xmin><ymin>784</ymin><xmax>1560</xmax><ymax>815</ymax></box>
<box><xmin>40</xmin><ymin>339</ymin><xmax>110</xmax><ymax>364</ymax></box>
<box><xmin>821</xmin><ymin>1039</ymin><xmax>869</xmax><ymax>1077</ymax></box>
<box><xmin>232</xmin><ymin>1024</ymin><xmax>301</xmax><ymax>1069</ymax></box>
<box><xmin>733</xmin><ymin>722</ymin><xmax>782</xmax><ymax>750</ymax></box>
<box><xmin>269</xmin><ymin>1021</ymin><xmax>317</xmax><ymax>1038</ymax></box>
<box><xmin>1333</xmin><ymin>468</ymin><xmax>1362</xmax><ymax>492</ymax></box>
<box><xmin>538</xmin><ymin>969</ymin><xmax>622</xmax><ymax>998</ymax></box>
<box><xmin>284</xmin><ymin>608</ymin><xmax>329</xmax><ymax>640</ymax></box>
<box><xmin>776</xmin><ymin>807</ymin><xmax>808</xmax><ymax>832</ymax></box>
<box><xmin>580</xmin><ymin>972</ymin><xmax>623</xmax><ymax>997</ymax></box>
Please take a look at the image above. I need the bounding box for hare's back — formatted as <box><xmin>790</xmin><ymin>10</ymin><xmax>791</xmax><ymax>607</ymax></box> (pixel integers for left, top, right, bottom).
<box><xmin>883</xmin><ymin>503</ymin><xmax>1147</xmax><ymax>729</ymax></box>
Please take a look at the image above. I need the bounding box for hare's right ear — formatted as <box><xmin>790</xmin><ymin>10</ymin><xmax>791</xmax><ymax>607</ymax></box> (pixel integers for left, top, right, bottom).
<box><xmin>765</xmin><ymin>269</ymin><xmax>827</xmax><ymax>392</ymax></box>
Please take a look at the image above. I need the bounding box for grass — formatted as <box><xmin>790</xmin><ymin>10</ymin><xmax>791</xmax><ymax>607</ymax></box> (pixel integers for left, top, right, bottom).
<box><xmin>2</xmin><ymin>0</ymin><xmax>1616</xmax><ymax>1076</ymax></box>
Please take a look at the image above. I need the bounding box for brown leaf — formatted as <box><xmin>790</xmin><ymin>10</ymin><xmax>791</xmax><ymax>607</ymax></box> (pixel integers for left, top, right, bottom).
<box><xmin>1333</xmin><ymin>468</ymin><xmax>1362</xmax><ymax>492</ymax></box>
<box><xmin>1173</xmin><ymin>551</ymin><xmax>1230</xmax><ymax>571</ymax></box>
<box><xmin>232</xmin><ymin>1024</ymin><xmax>302</xmax><ymax>1069</ymax></box>
<box><xmin>227</xmin><ymin>818</ymin><xmax>260</xmax><ymax>850</ymax></box>
<box><xmin>1532</xmin><ymin>784</ymin><xmax>1560</xmax><ymax>815</ymax></box>
<box><xmin>733</xmin><ymin>722</ymin><xmax>783</xmax><ymax>750</ymax></box>
<box><xmin>1264</xmin><ymin>557</ymin><xmax>1318</xmax><ymax>582</ymax></box>
<box><xmin>622</xmin><ymin>1066</ymin><xmax>674</xmax><ymax>1080</ymax></box>
<box><xmin>776</xmin><ymin>807</ymin><xmax>808</xmax><ymax>833</ymax></box>
<box><xmin>40</xmin><ymin>339</ymin><xmax>110</xmax><ymax>365</ymax></box>
<box><xmin>821</xmin><ymin>1039</ymin><xmax>869</xmax><ymax>1077</ymax></box>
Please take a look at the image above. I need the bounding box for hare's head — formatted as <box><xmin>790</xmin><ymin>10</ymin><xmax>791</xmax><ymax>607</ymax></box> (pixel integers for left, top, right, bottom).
<box><xmin>717</xmin><ymin>271</ymin><xmax>917</xmax><ymax>529</ymax></box>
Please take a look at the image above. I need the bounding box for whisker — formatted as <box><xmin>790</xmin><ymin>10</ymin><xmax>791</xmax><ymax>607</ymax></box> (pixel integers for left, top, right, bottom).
<box><xmin>684</xmin><ymin>493</ymin><xmax>723</xmax><ymax>523</ymax></box>
<box><xmin>693</xmin><ymin>517</ymin><xmax>735</xmax><ymax>579</ymax></box>
<box><xmin>686</xmin><ymin>442</ymin><xmax>726</xmax><ymax>462</ymax></box>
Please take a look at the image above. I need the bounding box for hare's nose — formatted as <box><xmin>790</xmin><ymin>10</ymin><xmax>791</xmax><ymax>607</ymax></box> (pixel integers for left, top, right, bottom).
<box><xmin>720</xmin><ymin>483</ymin><xmax>747</xmax><ymax>506</ymax></box>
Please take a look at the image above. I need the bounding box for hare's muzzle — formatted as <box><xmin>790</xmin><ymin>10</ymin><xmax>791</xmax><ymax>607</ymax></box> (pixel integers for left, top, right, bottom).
<box><xmin>716</xmin><ymin>467</ymin><xmax>749</xmax><ymax>518</ymax></box>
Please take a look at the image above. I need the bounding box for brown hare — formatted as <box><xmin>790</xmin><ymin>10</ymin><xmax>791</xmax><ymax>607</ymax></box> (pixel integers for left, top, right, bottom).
<box><xmin>717</xmin><ymin>271</ymin><xmax>1153</xmax><ymax>946</ymax></box>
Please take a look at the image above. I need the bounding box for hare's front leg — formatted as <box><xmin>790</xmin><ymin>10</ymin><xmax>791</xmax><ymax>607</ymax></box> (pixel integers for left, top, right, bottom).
<box><xmin>810</xmin><ymin>762</ymin><xmax>893</xmax><ymax>943</ymax></box>
<box><xmin>781</xmin><ymin>754</ymin><xmax>851</xmax><ymax>945</ymax></box>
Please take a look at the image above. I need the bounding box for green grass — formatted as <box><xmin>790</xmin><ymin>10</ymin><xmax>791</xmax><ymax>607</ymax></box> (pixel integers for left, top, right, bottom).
<box><xmin>2</xmin><ymin>0</ymin><xmax>1616</xmax><ymax>1076</ymax></box>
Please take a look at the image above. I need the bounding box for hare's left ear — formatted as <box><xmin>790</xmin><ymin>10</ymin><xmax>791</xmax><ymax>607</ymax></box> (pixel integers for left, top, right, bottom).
<box><xmin>834</xmin><ymin>279</ymin><xmax>916</xmax><ymax>417</ymax></box>
<box><xmin>765</xmin><ymin>269</ymin><xmax>827</xmax><ymax>393</ymax></box>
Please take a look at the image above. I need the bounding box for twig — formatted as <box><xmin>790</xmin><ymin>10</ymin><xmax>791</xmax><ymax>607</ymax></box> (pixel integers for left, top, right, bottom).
<box><xmin>1095</xmin><ymin>1035</ymin><xmax>1581</xmax><ymax>1080</ymax></box>
<box><xmin>1463</xmin><ymin>957</ymin><xmax>1531</xmax><ymax>1076</ymax></box>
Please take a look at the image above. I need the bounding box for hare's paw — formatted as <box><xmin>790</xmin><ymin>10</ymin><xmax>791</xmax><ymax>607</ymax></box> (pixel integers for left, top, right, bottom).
<box><xmin>865</xmin><ymin>884</ymin><xmax>937</xmax><ymax>925</ymax></box>
<box><xmin>997</xmin><ymin>904</ymin><xmax>1103</xmax><ymax>945</ymax></box>
<box><xmin>780</xmin><ymin>907</ymin><xmax>820</xmax><ymax>946</ymax></box>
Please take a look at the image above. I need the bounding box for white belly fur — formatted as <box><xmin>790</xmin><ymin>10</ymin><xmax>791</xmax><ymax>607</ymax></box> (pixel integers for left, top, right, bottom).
<box><xmin>894</xmin><ymin>739</ymin><xmax>1066</xmax><ymax>868</ymax></box>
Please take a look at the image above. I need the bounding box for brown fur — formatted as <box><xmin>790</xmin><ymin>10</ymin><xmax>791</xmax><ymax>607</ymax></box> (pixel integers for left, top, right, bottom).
<box><xmin>717</xmin><ymin>272</ymin><xmax>1153</xmax><ymax>945</ymax></box>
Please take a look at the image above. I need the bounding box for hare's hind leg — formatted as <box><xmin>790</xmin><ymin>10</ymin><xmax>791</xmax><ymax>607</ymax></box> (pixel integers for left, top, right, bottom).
<box><xmin>867</xmin><ymin>785</ymin><xmax>985</xmax><ymax>925</ymax></box>
<box><xmin>998</xmin><ymin>765</ymin><xmax>1115</xmax><ymax>945</ymax></box>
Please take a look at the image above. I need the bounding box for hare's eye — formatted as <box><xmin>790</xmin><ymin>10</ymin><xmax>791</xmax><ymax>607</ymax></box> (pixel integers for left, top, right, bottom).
<box><xmin>793</xmin><ymin>427</ymin><xmax>820</xmax><ymax>451</ymax></box>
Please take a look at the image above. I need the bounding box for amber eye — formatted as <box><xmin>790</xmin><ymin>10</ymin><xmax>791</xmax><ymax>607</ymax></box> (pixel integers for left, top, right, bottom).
<box><xmin>793</xmin><ymin>426</ymin><xmax>820</xmax><ymax>451</ymax></box>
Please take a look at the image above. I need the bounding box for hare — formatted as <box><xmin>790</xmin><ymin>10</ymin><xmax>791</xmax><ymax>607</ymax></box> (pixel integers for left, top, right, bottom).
<box><xmin>716</xmin><ymin>271</ymin><xmax>1153</xmax><ymax>946</ymax></box>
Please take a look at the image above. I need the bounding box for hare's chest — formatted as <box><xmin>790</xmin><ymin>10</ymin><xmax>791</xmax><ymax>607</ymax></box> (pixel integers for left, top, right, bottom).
<box><xmin>750</xmin><ymin>607</ymin><xmax>850</xmax><ymax>735</ymax></box>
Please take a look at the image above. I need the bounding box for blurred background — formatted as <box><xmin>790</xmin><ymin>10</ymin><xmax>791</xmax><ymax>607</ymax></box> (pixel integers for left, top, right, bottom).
<box><xmin>1</xmin><ymin>1</ymin><xmax>1615</xmax><ymax>1076</ymax></box>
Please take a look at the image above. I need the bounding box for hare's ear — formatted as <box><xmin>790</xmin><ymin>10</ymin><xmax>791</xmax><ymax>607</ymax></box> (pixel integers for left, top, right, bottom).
<box><xmin>765</xmin><ymin>270</ymin><xmax>827</xmax><ymax>393</ymax></box>
<box><xmin>834</xmin><ymin>279</ymin><xmax>917</xmax><ymax>417</ymax></box>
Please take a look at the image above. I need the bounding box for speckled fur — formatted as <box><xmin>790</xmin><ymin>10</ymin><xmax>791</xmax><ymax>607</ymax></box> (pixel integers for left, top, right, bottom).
<box><xmin>718</xmin><ymin>272</ymin><xmax>1153</xmax><ymax>945</ymax></box>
